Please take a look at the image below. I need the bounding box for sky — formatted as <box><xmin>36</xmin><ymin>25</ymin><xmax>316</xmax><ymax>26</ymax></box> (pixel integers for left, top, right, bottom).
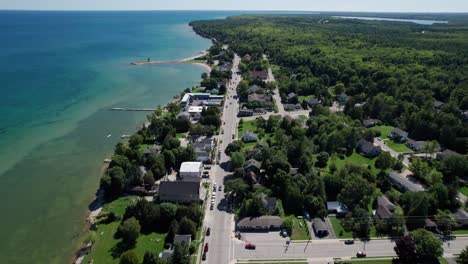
<box><xmin>1</xmin><ymin>0</ymin><xmax>468</xmax><ymax>12</ymax></box>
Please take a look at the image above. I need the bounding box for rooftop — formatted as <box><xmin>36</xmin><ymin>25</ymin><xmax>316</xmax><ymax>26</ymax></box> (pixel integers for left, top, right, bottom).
<box><xmin>180</xmin><ymin>162</ymin><xmax>203</xmax><ymax>173</ymax></box>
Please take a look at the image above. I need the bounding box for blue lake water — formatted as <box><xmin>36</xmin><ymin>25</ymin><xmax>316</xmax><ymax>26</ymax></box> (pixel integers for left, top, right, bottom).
<box><xmin>0</xmin><ymin>10</ymin><xmax>243</xmax><ymax>263</ymax></box>
<box><xmin>334</xmin><ymin>16</ymin><xmax>449</xmax><ymax>25</ymax></box>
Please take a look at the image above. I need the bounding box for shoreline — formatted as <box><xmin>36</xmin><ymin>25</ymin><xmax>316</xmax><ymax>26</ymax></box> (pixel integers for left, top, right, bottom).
<box><xmin>129</xmin><ymin>50</ymin><xmax>208</xmax><ymax>66</ymax></box>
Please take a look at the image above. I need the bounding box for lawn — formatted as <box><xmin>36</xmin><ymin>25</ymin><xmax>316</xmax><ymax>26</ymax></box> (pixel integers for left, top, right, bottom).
<box><xmin>291</xmin><ymin>218</ymin><xmax>310</xmax><ymax>240</ymax></box>
<box><xmin>238</xmin><ymin>119</ymin><xmax>257</xmax><ymax>138</ymax></box>
<box><xmin>453</xmin><ymin>229</ymin><xmax>468</xmax><ymax>235</ymax></box>
<box><xmin>329</xmin><ymin>216</ymin><xmax>353</xmax><ymax>239</ymax></box>
<box><xmin>384</xmin><ymin>139</ymin><xmax>412</xmax><ymax>153</ymax></box>
<box><xmin>458</xmin><ymin>186</ymin><xmax>468</xmax><ymax>196</ymax></box>
<box><xmin>297</xmin><ymin>94</ymin><xmax>315</xmax><ymax>102</ymax></box>
<box><xmin>83</xmin><ymin>197</ymin><xmax>167</xmax><ymax>264</ymax></box>
<box><xmin>327</xmin><ymin>151</ymin><xmax>378</xmax><ymax>174</ymax></box>
<box><xmin>138</xmin><ymin>144</ymin><xmax>151</xmax><ymax>154</ymax></box>
<box><xmin>176</xmin><ymin>132</ymin><xmax>187</xmax><ymax>139</ymax></box>
<box><xmin>372</xmin><ymin>126</ymin><xmax>394</xmax><ymax>140</ymax></box>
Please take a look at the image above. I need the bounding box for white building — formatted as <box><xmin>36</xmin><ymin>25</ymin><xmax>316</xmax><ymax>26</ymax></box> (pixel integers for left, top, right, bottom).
<box><xmin>188</xmin><ymin>106</ymin><xmax>204</xmax><ymax>114</ymax></box>
<box><xmin>179</xmin><ymin>161</ymin><xmax>203</xmax><ymax>182</ymax></box>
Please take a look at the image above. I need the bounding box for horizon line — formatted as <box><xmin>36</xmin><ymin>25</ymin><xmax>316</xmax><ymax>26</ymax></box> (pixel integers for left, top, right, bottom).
<box><xmin>1</xmin><ymin>9</ymin><xmax>468</xmax><ymax>14</ymax></box>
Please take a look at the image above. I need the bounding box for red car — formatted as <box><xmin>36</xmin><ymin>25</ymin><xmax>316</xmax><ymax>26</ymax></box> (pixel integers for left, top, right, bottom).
<box><xmin>204</xmin><ymin>243</ymin><xmax>209</xmax><ymax>252</ymax></box>
<box><xmin>245</xmin><ymin>243</ymin><xmax>256</xmax><ymax>250</ymax></box>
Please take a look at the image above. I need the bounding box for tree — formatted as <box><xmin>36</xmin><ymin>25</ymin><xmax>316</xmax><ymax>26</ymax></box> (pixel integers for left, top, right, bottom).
<box><xmin>143</xmin><ymin>171</ymin><xmax>155</xmax><ymax>186</ymax></box>
<box><xmin>400</xmin><ymin>191</ymin><xmax>430</xmax><ymax>230</ymax></box>
<box><xmin>342</xmin><ymin>207</ymin><xmax>371</xmax><ymax>239</ymax></box>
<box><xmin>337</xmin><ymin>176</ymin><xmax>373</xmax><ymax>210</ymax></box>
<box><xmin>394</xmin><ymin>235</ymin><xmax>417</xmax><ymax>263</ymax></box>
<box><xmin>165</xmin><ymin>220</ymin><xmax>179</xmax><ymax>244</ymax></box>
<box><xmin>411</xmin><ymin>228</ymin><xmax>443</xmax><ymax>261</ymax></box>
<box><xmin>178</xmin><ymin>217</ymin><xmax>197</xmax><ymax>239</ymax></box>
<box><xmin>225</xmin><ymin>178</ymin><xmax>250</xmax><ymax>203</ymax></box>
<box><xmin>315</xmin><ymin>152</ymin><xmax>329</xmax><ymax>168</ymax></box>
<box><xmin>230</xmin><ymin>152</ymin><xmax>246</xmax><ymax>171</ymax></box>
<box><xmin>120</xmin><ymin>250</ymin><xmax>139</xmax><ymax>264</ymax></box>
<box><xmin>151</xmin><ymin>155</ymin><xmax>166</xmax><ymax>179</ymax></box>
<box><xmin>434</xmin><ymin>209</ymin><xmax>456</xmax><ymax>236</ymax></box>
<box><xmin>375</xmin><ymin>151</ymin><xmax>394</xmax><ymax>170</ymax></box>
<box><xmin>172</xmin><ymin>241</ymin><xmax>190</xmax><ymax>264</ymax></box>
<box><xmin>142</xmin><ymin>251</ymin><xmax>166</xmax><ymax>264</ymax></box>
<box><xmin>225</xmin><ymin>141</ymin><xmax>244</xmax><ymax>156</ymax></box>
<box><xmin>117</xmin><ymin>217</ymin><xmax>141</xmax><ymax>247</ymax></box>
<box><xmin>128</xmin><ymin>134</ymin><xmax>144</xmax><ymax>149</ymax></box>
<box><xmin>160</xmin><ymin>203</ymin><xmax>178</xmax><ymax>228</ymax></box>
<box><xmin>457</xmin><ymin>246</ymin><xmax>468</xmax><ymax>264</ymax></box>
<box><xmin>101</xmin><ymin>166</ymin><xmax>126</xmax><ymax>200</ymax></box>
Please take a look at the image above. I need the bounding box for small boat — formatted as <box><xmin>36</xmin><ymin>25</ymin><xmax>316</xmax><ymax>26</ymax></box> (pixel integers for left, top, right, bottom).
<box><xmin>104</xmin><ymin>159</ymin><xmax>111</xmax><ymax>163</ymax></box>
<box><xmin>106</xmin><ymin>134</ymin><xmax>112</xmax><ymax>138</ymax></box>
<box><xmin>121</xmin><ymin>134</ymin><xmax>131</xmax><ymax>139</ymax></box>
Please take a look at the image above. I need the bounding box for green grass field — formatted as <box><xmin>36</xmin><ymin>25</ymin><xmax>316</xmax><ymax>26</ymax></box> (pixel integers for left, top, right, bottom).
<box><xmin>384</xmin><ymin>139</ymin><xmax>412</xmax><ymax>153</ymax></box>
<box><xmin>459</xmin><ymin>186</ymin><xmax>468</xmax><ymax>196</ymax></box>
<box><xmin>372</xmin><ymin>126</ymin><xmax>394</xmax><ymax>140</ymax></box>
<box><xmin>453</xmin><ymin>229</ymin><xmax>468</xmax><ymax>235</ymax></box>
<box><xmin>329</xmin><ymin>216</ymin><xmax>353</xmax><ymax>239</ymax></box>
<box><xmin>83</xmin><ymin>197</ymin><xmax>167</xmax><ymax>264</ymax></box>
<box><xmin>291</xmin><ymin>218</ymin><xmax>310</xmax><ymax>240</ymax></box>
<box><xmin>238</xmin><ymin>119</ymin><xmax>257</xmax><ymax>138</ymax></box>
<box><xmin>176</xmin><ymin>132</ymin><xmax>187</xmax><ymax>139</ymax></box>
<box><xmin>327</xmin><ymin>151</ymin><xmax>378</xmax><ymax>174</ymax></box>
<box><xmin>297</xmin><ymin>95</ymin><xmax>314</xmax><ymax>102</ymax></box>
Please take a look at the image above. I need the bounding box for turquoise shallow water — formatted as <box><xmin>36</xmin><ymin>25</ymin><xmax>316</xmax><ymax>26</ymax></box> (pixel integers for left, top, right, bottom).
<box><xmin>0</xmin><ymin>10</ymin><xmax>238</xmax><ymax>263</ymax></box>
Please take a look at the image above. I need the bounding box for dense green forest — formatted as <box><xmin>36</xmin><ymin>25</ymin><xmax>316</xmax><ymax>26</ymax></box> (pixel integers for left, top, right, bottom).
<box><xmin>191</xmin><ymin>15</ymin><xmax>468</xmax><ymax>153</ymax></box>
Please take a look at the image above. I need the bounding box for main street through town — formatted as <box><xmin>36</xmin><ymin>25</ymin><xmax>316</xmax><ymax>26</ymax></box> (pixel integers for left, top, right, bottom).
<box><xmin>202</xmin><ymin>54</ymin><xmax>241</xmax><ymax>264</ymax></box>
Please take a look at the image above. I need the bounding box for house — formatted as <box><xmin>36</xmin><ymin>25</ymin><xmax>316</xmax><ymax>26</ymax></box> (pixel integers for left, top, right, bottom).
<box><xmin>188</xmin><ymin>106</ymin><xmax>204</xmax><ymax>115</ymax></box>
<box><xmin>424</xmin><ymin>218</ymin><xmax>438</xmax><ymax>232</ymax></box>
<box><xmin>362</xmin><ymin>119</ymin><xmax>380</xmax><ymax>128</ymax></box>
<box><xmin>173</xmin><ymin>234</ymin><xmax>192</xmax><ymax>246</ymax></box>
<box><xmin>387</xmin><ymin>172</ymin><xmax>425</xmax><ymax>192</ymax></box>
<box><xmin>193</xmin><ymin>112</ymin><xmax>202</xmax><ymax>121</ymax></box>
<box><xmin>142</xmin><ymin>148</ymin><xmax>152</xmax><ymax>157</ymax></box>
<box><xmin>206</xmin><ymin>88</ymin><xmax>219</xmax><ymax>95</ymax></box>
<box><xmin>283</xmin><ymin>104</ymin><xmax>302</xmax><ymax>111</ymax></box>
<box><xmin>289</xmin><ymin>168</ymin><xmax>299</xmax><ymax>175</ymax></box>
<box><xmin>434</xmin><ymin>100</ymin><xmax>444</xmax><ymax>110</ymax></box>
<box><xmin>238</xmin><ymin>109</ymin><xmax>254</xmax><ymax>117</ymax></box>
<box><xmin>248</xmin><ymin>93</ymin><xmax>272</xmax><ymax>104</ymax></box>
<box><xmin>436</xmin><ymin>149</ymin><xmax>460</xmax><ymax>161</ymax></box>
<box><xmin>312</xmin><ymin>218</ymin><xmax>330</xmax><ymax>237</ymax></box>
<box><xmin>177</xmin><ymin>112</ymin><xmax>190</xmax><ymax>121</ymax></box>
<box><xmin>453</xmin><ymin>209</ymin><xmax>468</xmax><ymax>228</ymax></box>
<box><xmin>337</xmin><ymin>93</ymin><xmax>351</xmax><ymax>103</ymax></box>
<box><xmin>287</xmin><ymin>92</ymin><xmax>297</xmax><ymax>102</ymax></box>
<box><xmin>405</xmin><ymin>139</ymin><xmax>427</xmax><ymax>152</ymax></box>
<box><xmin>219</xmin><ymin>63</ymin><xmax>232</xmax><ymax>73</ymax></box>
<box><xmin>463</xmin><ymin>111</ymin><xmax>468</xmax><ymax>121</ymax></box>
<box><xmin>179</xmin><ymin>161</ymin><xmax>203</xmax><ymax>182</ymax></box>
<box><xmin>159</xmin><ymin>249</ymin><xmax>173</xmax><ymax>260</ymax></box>
<box><xmin>256</xmin><ymin>193</ymin><xmax>277</xmax><ymax>213</ymax></box>
<box><xmin>308</xmin><ymin>98</ymin><xmax>321</xmax><ymax>108</ymax></box>
<box><xmin>248</xmin><ymin>85</ymin><xmax>262</xmax><ymax>94</ymax></box>
<box><xmin>242</xmin><ymin>130</ymin><xmax>258</xmax><ymax>142</ymax></box>
<box><xmin>387</xmin><ymin>128</ymin><xmax>408</xmax><ymax>143</ymax></box>
<box><xmin>249</xmin><ymin>70</ymin><xmax>269</xmax><ymax>80</ymax></box>
<box><xmin>151</xmin><ymin>144</ymin><xmax>161</xmax><ymax>154</ymax></box>
<box><xmin>356</xmin><ymin>139</ymin><xmax>381</xmax><ymax>157</ymax></box>
<box><xmin>244</xmin><ymin>159</ymin><xmax>262</xmax><ymax>174</ymax></box>
<box><xmin>374</xmin><ymin>195</ymin><xmax>396</xmax><ymax>220</ymax></box>
<box><xmin>237</xmin><ymin>216</ymin><xmax>282</xmax><ymax>230</ymax></box>
<box><xmin>327</xmin><ymin>201</ymin><xmax>349</xmax><ymax>216</ymax></box>
<box><xmin>158</xmin><ymin>181</ymin><xmax>201</xmax><ymax>204</ymax></box>
<box><xmin>193</xmin><ymin>138</ymin><xmax>214</xmax><ymax>163</ymax></box>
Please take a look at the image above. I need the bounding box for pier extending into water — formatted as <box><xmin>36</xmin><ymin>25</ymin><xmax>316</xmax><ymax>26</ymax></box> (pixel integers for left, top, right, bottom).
<box><xmin>110</xmin><ymin>107</ymin><xmax>155</xmax><ymax>112</ymax></box>
<box><xmin>130</xmin><ymin>50</ymin><xmax>208</xmax><ymax>66</ymax></box>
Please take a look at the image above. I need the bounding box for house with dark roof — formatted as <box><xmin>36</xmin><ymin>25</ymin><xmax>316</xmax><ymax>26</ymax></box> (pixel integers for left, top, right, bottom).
<box><xmin>237</xmin><ymin>216</ymin><xmax>282</xmax><ymax>230</ymax></box>
<box><xmin>374</xmin><ymin>195</ymin><xmax>396</xmax><ymax>220</ymax></box>
<box><xmin>158</xmin><ymin>181</ymin><xmax>201</xmax><ymax>204</ymax></box>
<box><xmin>248</xmin><ymin>93</ymin><xmax>272</xmax><ymax>104</ymax></box>
<box><xmin>287</xmin><ymin>92</ymin><xmax>297</xmax><ymax>102</ymax></box>
<box><xmin>387</xmin><ymin>128</ymin><xmax>408</xmax><ymax>143</ymax></box>
<box><xmin>256</xmin><ymin>193</ymin><xmax>277</xmax><ymax>213</ymax></box>
<box><xmin>327</xmin><ymin>201</ymin><xmax>348</xmax><ymax>216</ymax></box>
<box><xmin>238</xmin><ymin>109</ymin><xmax>254</xmax><ymax>117</ymax></box>
<box><xmin>312</xmin><ymin>218</ymin><xmax>330</xmax><ymax>237</ymax></box>
<box><xmin>173</xmin><ymin>234</ymin><xmax>192</xmax><ymax>246</ymax></box>
<box><xmin>242</xmin><ymin>130</ymin><xmax>258</xmax><ymax>142</ymax></box>
<box><xmin>424</xmin><ymin>218</ymin><xmax>438</xmax><ymax>232</ymax></box>
<box><xmin>387</xmin><ymin>172</ymin><xmax>425</xmax><ymax>192</ymax></box>
<box><xmin>356</xmin><ymin>139</ymin><xmax>381</xmax><ymax>157</ymax></box>
<box><xmin>244</xmin><ymin>54</ymin><xmax>251</xmax><ymax>60</ymax></box>
<box><xmin>142</xmin><ymin>148</ymin><xmax>152</xmax><ymax>157</ymax></box>
<box><xmin>177</xmin><ymin>112</ymin><xmax>190</xmax><ymax>121</ymax></box>
<box><xmin>405</xmin><ymin>139</ymin><xmax>427</xmax><ymax>152</ymax></box>
<box><xmin>308</xmin><ymin>98</ymin><xmax>321</xmax><ymax>108</ymax></box>
<box><xmin>363</xmin><ymin>119</ymin><xmax>380</xmax><ymax>128</ymax></box>
<box><xmin>219</xmin><ymin>63</ymin><xmax>232</xmax><ymax>73</ymax></box>
<box><xmin>283</xmin><ymin>104</ymin><xmax>302</xmax><ymax>111</ymax></box>
<box><xmin>434</xmin><ymin>100</ymin><xmax>444</xmax><ymax>110</ymax></box>
<box><xmin>453</xmin><ymin>209</ymin><xmax>468</xmax><ymax>228</ymax></box>
<box><xmin>249</xmin><ymin>70</ymin><xmax>269</xmax><ymax>80</ymax></box>
<box><xmin>244</xmin><ymin>159</ymin><xmax>262</xmax><ymax>174</ymax></box>
<box><xmin>436</xmin><ymin>149</ymin><xmax>460</xmax><ymax>161</ymax></box>
<box><xmin>337</xmin><ymin>93</ymin><xmax>351</xmax><ymax>103</ymax></box>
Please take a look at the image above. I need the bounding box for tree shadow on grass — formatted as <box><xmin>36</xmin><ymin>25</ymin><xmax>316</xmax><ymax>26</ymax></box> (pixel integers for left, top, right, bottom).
<box><xmin>110</xmin><ymin>240</ymin><xmax>134</xmax><ymax>259</ymax></box>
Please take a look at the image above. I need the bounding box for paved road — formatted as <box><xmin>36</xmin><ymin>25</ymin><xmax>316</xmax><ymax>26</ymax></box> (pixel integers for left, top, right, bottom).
<box><xmin>202</xmin><ymin>54</ymin><xmax>242</xmax><ymax>264</ymax></box>
<box><xmin>234</xmin><ymin>236</ymin><xmax>468</xmax><ymax>261</ymax></box>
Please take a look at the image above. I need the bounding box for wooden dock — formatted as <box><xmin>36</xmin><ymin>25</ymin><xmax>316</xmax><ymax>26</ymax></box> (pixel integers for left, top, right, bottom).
<box><xmin>110</xmin><ymin>108</ymin><xmax>155</xmax><ymax>112</ymax></box>
<box><xmin>130</xmin><ymin>51</ymin><xmax>208</xmax><ymax>66</ymax></box>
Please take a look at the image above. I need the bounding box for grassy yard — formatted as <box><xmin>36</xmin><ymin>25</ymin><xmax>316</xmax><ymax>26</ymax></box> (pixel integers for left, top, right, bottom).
<box><xmin>329</xmin><ymin>216</ymin><xmax>353</xmax><ymax>239</ymax></box>
<box><xmin>297</xmin><ymin>95</ymin><xmax>315</xmax><ymax>102</ymax></box>
<box><xmin>176</xmin><ymin>132</ymin><xmax>187</xmax><ymax>139</ymax></box>
<box><xmin>83</xmin><ymin>197</ymin><xmax>167</xmax><ymax>264</ymax></box>
<box><xmin>327</xmin><ymin>151</ymin><xmax>378</xmax><ymax>174</ymax></box>
<box><xmin>384</xmin><ymin>139</ymin><xmax>412</xmax><ymax>153</ymax></box>
<box><xmin>453</xmin><ymin>229</ymin><xmax>468</xmax><ymax>235</ymax></box>
<box><xmin>138</xmin><ymin>144</ymin><xmax>151</xmax><ymax>154</ymax></box>
<box><xmin>238</xmin><ymin>119</ymin><xmax>257</xmax><ymax>138</ymax></box>
<box><xmin>291</xmin><ymin>218</ymin><xmax>311</xmax><ymax>240</ymax></box>
<box><xmin>372</xmin><ymin>126</ymin><xmax>394</xmax><ymax>140</ymax></box>
<box><xmin>459</xmin><ymin>186</ymin><xmax>468</xmax><ymax>196</ymax></box>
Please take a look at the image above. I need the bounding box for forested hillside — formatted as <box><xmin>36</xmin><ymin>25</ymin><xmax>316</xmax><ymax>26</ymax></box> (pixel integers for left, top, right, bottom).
<box><xmin>191</xmin><ymin>15</ymin><xmax>468</xmax><ymax>153</ymax></box>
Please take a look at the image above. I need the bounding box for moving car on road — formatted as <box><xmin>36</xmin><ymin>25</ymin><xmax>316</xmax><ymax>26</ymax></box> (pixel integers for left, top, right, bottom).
<box><xmin>204</xmin><ymin>243</ymin><xmax>209</xmax><ymax>252</ymax></box>
<box><xmin>344</xmin><ymin>240</ymin><xmax>354</xmax><ymax>245</ymax></box>
<box><xmin>202</xmin><ymin>252</ymin><xmax>206</xmax><ymax>261</ymax></box>
<box><xmin>206</xmin><ymin>228</ymin><xmax>211</xmax><ymax>236</ymax></box>
<box><xmin>245</xmin><ymin>243</ymin><xmax>256</xmax><ymax>250</ymax></box>
<box><xmin>218</xmin><ymin>185</ymin><xmax>222</xmax><ymax>191</ymax></box>
<box><xmin>280</xmin><ymin>229</ymin><xmax>288</xmax><ymax>237</ymax></box>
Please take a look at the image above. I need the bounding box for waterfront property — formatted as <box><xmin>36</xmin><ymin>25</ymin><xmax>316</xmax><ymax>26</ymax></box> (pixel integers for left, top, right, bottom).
<box><xmin>157</xmin><ymin>181</ymin><xmax>202</xmax><ymax>204</ymax></box>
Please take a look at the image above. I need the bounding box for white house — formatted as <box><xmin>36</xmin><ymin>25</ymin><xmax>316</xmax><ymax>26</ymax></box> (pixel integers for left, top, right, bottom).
<box><xmin>179</xmin><ymin>161</ymin><xmax>203</xmax><ymax>182</ymax></box>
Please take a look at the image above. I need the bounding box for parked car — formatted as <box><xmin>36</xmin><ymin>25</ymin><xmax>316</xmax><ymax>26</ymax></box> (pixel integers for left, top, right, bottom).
<box><xmin>344</xmin><ymin>240</ymin><xmax>354</xmax><ymax>245</ymax></box>
<box><xmin>206</xmin><ymin>228</ymin><xmax>211</xmax><ymax>236</ymax></box>
<box><xmin>232</xmin><ymin>134</ymin><xmax>235</xmax><ymax>139</ymax></box>
<box><xmin>210</xmin><ymin>204</ymin><xmax>214</xmax><ymax>210</ymax></box>
<box><xmin>280</xmin><ymin>229</ymin><xmax>288</xmax><ymax>237</ymax></box>
<box><xmin>218</xmin><ymin>185</ymin><xmax>222</xmax><ymax>191</ymax></box>
<box><xmin>204</xmin><ymin>243</ymin><xmax>209</xmax><ymax>252</ymax></box>
<box><xmin>356</xmin><ymin>251</ymin><xmax>366</xmax><ymax>258</ymax></box>
<box><xmin>202</xmin><ymin>252</ymin><xmax>206</xmax><ymax>261</ymax></box>
<box><xmin>245</xmin><ymin>243</ymin><xmax>256</xmax><ymax>250</ymax></box>
<box><xmin>235</xmin><ymin>231</ymin><xmax>241</xmax><ymax>239</ymax></box>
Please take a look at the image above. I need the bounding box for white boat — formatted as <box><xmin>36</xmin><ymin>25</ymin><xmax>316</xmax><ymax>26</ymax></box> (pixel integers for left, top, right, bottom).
<box><xmin>121</xmin><ymin>134</ymin><xmax>131</xmax><ymax>138</ymax></box>
<box><xmin>104</xmin><ymin>159</ymin><xmax>111</xmax><ymax>163</ymax></box>
<box><xmin>106</xmin><ymin>134</ymin><xmax>112</xmax><ymax>138</ymax></box>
